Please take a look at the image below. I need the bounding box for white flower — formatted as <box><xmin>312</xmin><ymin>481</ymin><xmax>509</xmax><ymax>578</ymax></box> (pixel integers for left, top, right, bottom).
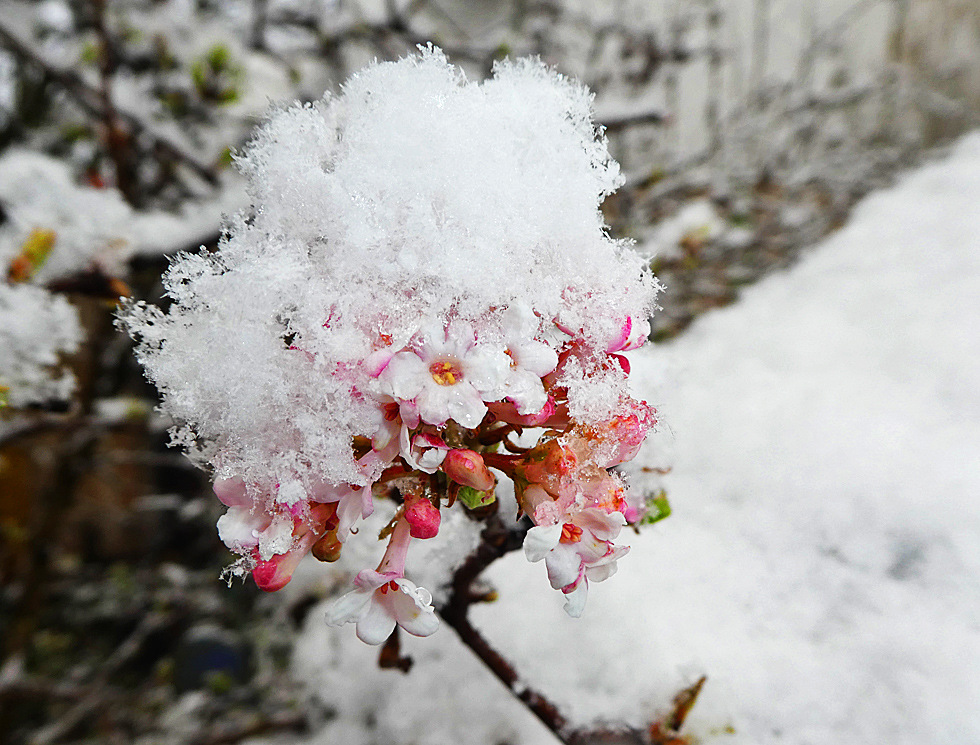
<box><xmin>324</xmin><ymin>570</ymin><xmax>440</xmax><ymax>645</ymax></box>
<box><xmin>379</xmin><ymin>320</ymin><xmax>510</xmax><ymax>428</ymax></box>
<box><xmin>499</xmin><ymin>304</ymin><xmax>558</xmax><ymax>414</ymax></box>
<box><xmin>523</xmin><ymin>507</ymin><xmax>629</xmax><ymax>618</ymax></box>
<box><xmin>399</xmin><ymin>428</ymin><xmax>449</xmax><ymax>473</ymax></box>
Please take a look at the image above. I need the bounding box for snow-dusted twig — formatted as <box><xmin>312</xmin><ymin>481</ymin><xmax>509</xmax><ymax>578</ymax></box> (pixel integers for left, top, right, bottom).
<box><xmin>0</xmin><ymin>20</ymin><xmax>219</xmax><ymax>187</ymax></box>
<box><xmin>189</xmin><ymin>712</ymin><xmax>309</xmax><ymax>745</ymax></box>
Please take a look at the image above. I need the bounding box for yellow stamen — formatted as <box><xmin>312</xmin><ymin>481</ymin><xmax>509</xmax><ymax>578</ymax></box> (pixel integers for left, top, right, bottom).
<box><xmin>429</xmin><ymin>360</ymin><xmax>461</xmax><ymax>386</ymax></box>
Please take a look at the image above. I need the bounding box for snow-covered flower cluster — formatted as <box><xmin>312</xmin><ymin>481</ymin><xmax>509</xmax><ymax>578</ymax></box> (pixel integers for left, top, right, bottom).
<box><xmin>122</xmin><ymin>47</ymin><xmax>661</xmax><ymax>644</ymax></box>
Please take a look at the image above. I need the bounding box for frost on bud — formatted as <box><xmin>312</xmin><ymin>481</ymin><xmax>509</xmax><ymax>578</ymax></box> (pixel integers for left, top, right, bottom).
<box><xmin>443</xmin><ymin>449</ymin><xmax>495</xmax><ymax>491</ymax></box>
<box><xmin>252</xmin><ymin>531</ymin><xmax>317</xmax><ymax>592</ymax></box>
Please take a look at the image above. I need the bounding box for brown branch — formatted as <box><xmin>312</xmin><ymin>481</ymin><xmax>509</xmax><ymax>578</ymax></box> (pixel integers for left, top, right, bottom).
<box><xmin>438</xmin><ymin>515</ymin><xmax>692</xmax><ymax>745</ymax></box>
<box><xmin>90</xmin><ymin>0</ymin><xmax>139</xmax><ymax>205</ymax></box>
<box><xmin>438</xmin><ymin>515</ymin><xmax>576</xmax><ymax>743</ymax></box>
<box><xmin>0</xmin><ymin>20</ymin><xmax>219</xmax><ymax>186</ymax></box>
<box><xmin>189</xmin><ymin>713</ymin><xmax>309</xmax><ymax>745</ymax></box>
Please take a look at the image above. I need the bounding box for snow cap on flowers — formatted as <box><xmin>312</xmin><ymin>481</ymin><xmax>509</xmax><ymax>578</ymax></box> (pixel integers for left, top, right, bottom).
<box><xmin>121</xmin><ymin>45</ymin><xmax>659</xmax><ymax>492</ymax></box>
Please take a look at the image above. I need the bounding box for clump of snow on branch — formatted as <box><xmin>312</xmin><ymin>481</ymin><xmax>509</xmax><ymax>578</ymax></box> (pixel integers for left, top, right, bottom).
<box><xmin>0</xmin><ymin>149</ymin><xmax>134</xmax><ymax>282</ymax></box>
<box><xmin>0</xmin><ymin>282</ymin><xmax>81</xmax><ymax>406</ymax></box>
<box><xmin>122</xmin><ymin>46</ymin><xmax>661</xmax><ymax>640</ymax></box>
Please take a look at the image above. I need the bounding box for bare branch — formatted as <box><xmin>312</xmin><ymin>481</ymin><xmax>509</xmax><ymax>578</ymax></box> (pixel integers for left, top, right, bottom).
<box><xmin>438</xmin><ymin>515</ymin><xmax>574</xmax><ymax>743</ymax></box>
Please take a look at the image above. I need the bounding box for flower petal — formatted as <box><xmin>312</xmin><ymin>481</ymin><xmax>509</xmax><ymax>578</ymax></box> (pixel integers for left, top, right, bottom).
<box><xmin>446</xmin><ymin>384</ymin><xmax>487</xmax><ymax>428</ymax></box>
<box><xmin>523</xmin><ymin>523</ymin><xmax>562</xmax><ymax>563</ymax></box>
<box><xmin>463</xmin><ymin>347</ymin><xmax>511</xmax><ymax>398</ymax></box>
<box><xmin>355</xmin><ymin>594</ymin><xmax>398</xmax><ymax>645</ymax></box>
<box><xmin>390</xmin><ymin>580</ymin><xmax>440</xmax><ymax>638</ymax></box>
<box><xmin>545</xmin><ymin>545</ymin><xmax>584</xmax><ymax>590</ymax></box>
<box><xmin>562</xmin><ymin>579</ymin><xmax>589</xmax><ymax>618</ymax></box>
<box><xmin>324</xmin><ymin>586</ymin><xmax>372</xmax><ymax>627</ymax></box>
<box><xmin>380</xmin><ymin>351</ymin><xmax>427</xmax><ymax>401</ymax></box>
<box><xmin>514</xmin><ymin>340</ymin><xmax>558</xmax><ymax>377</ymax></box>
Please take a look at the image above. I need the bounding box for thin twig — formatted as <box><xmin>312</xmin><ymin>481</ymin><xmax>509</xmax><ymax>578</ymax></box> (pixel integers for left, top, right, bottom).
<box><xmin>29</xmin><ymin>611</ymin><xmax>177</xmax><ymax>745</ymax></box>
<box><xmin>438</xmin><ymin>515</ymin><xmax>575</xmax><ymax>743</ymax></box>
<box><xmin>90</xmin><ymin>0</ymin><xmax>138</xmax><ymax>204</ymax></box>
<box><xmin>190</xmin><ymin>712</ymin><xmax>309</xmax><ymax>745</ymax></box>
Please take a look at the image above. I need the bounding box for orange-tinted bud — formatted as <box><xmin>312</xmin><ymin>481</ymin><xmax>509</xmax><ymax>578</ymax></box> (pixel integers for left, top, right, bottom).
<box><xmin>312</xmin><ymin>531</ymin><xmax>343</xmax><ymax>562</ymax></box>
<box><xmin>443</xmin><ymin>449</ymin><xmax>495</xmax><ymax>492</ymax></box>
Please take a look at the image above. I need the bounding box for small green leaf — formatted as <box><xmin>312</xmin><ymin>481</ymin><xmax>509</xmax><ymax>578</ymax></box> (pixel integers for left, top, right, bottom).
<box><xmin>641</xmin><ymin>491</ymin><xmax>671</xmax><ymax>525</ymax></box>
<box><xmin>458</xmin><ymin>486</ymin><xmax>495</xmax><ymax>510</ymax></box>
<box><xmin>205</xmin><ymin>670</ymin><xmax>235</xmax><ymax>694</ymax></box>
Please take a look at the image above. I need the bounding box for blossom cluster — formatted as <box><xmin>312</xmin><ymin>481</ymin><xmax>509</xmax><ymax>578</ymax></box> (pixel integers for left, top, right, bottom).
<box><xmin>214</xmin><ymin>307</ymin><xmax>655</xmax><ymax>642</ymax></box>
<box><xmin>122</xmin><ymin>47</ymin><xmax>662</xmax><ymax>645</ymax></box>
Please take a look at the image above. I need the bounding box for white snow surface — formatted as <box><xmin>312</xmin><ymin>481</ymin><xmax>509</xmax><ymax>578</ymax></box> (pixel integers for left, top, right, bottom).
<box><xmin>260</xmin><ymin>132</ymin><xmax>980</xmax><ymax>745</ymax></box>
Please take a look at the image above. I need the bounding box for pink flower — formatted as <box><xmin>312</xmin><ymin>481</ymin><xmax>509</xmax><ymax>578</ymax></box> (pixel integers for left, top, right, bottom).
<box><xmin>378</xmin><ymin>320</ymin><xmax>510</xmax><ymax>428</ymax></box>
<box><xmin>569</xmin><ymin>402</ymin><xmax>656</xmax><ymax>468</ymax></box>
<box><xmin>213</xmin><ymin>478</ymin><xmax>253</xmax><ymax>508</ymax></box>
<box><xmin>252</xmin><ymin>529</ymin><xmax>319</xmax><ymax>592</ymax></box>
<box><xmin>309</xmin><ymin>481</ymin><xmax>374</xmax><ymax>542</ymax></box>
<box><xmin>216</xmin><ymin>505</ymin><xmax>272</xmax><ymax>552</ymax></box>
<box><xmin>604</xmin><ymin>315</ymin><xmax>651</xmax><ymax>353</ymax></box>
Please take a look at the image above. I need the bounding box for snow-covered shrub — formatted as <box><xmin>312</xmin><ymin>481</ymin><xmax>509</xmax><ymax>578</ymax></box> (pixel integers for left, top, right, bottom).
<box><xmin>121</xmin><ymin>46</ymin><xmax>661</xmax><ymax>643</ymax></box>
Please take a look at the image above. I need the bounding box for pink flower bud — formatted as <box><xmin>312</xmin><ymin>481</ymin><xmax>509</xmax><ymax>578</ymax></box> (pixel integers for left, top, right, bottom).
<box><xmin>487</xmin><ymin>397</ymin><xmax>559</xmax><ymax>427</ymax></box>
<box><xmin>522</xmin><ymin>439</ymin><xmax>577</xmax><ymax>496</ymax></box>
<box><xmin>443</xmin><ymin>449</ymin><xmax>495</xmax><ymax>492</ymax></box>
<box><xmin>251</xmin><ymin>531</ymin><xmax>317</xmax><ymax>592</ymax></box>
<box><xmin>405</xmin><ymin>496</ymin><xmax>441</xmax><ymax>539</ymax></box>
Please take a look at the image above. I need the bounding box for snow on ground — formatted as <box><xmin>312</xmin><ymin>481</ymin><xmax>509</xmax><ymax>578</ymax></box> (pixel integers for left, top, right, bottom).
<box><xmin>258</xmin><ymin>132</ymin><xmax>980</xmax><ymax>745</ymax></box>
